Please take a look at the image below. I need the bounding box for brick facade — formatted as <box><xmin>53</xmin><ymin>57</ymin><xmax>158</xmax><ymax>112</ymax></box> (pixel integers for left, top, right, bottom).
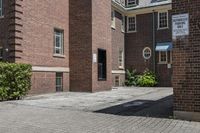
<box><xmin>172</xmin><ymin>0</ymin><xmax>200</xmax><ymax>121</ymax></box>
<box><xmin>111</xmin><ymin>10</ymin><xmax>126</xmax><ymax>86</ymax></box>
<box><xmin>69</xmin><ymin>0</ymin><xmax>112</xmax><ymax>92</ymax></box>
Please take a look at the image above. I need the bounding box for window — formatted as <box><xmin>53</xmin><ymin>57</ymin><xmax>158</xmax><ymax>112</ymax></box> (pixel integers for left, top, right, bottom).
<box><xmin>56</xmin><ymin>73</ymin><xmax>63</xmax><ymax>92</ymax></box>
<box><xmin>54</xmin><ymin>29</ymin><xmax>64</xmax><ymax>55</ymax></box>
<box><xmin>121</xmin><ymin>15</ymin><xmax>125</xmax><ymax>32</ymax></box>
<box><xmin>111</xmin><ymin>10</ymin><xmax>115</xmax><ymax>29</ymax></box>
<box><xmin>119</xmin><ymin>50</ymin><xmax>124</xmax><ymax>69</ymax></box>
<box><xmin>127</xmin><ymin>0</ymin><xmax>137</xmax><ymax>7</ymax></box>
<box><xmin>98</xmin><ymin>49</ymin><xmax>107</xmax><ymax>80</ymax></box>
<box><xmin>127</xmin><ymin>16</ymin><xmax>136</xmax><ymax>32</ymax></box>
<box><xmin>143</xmin><ymin>47</ymin><xmax>151</xmax><ymax>60</ymax></box>
<box><xmin>0</xmin><ymin>47</ymin><xmax>3</xmax><ymax>60</ymax></box>
<box><xmin>158</xmin><ymin>11</ymin><xmax>168</xmax><ymax>29</ymax></box>
<box><xmin>0</xmin><ymin>0</ymin><xmax>3</xmax><ymax>17</ymax></box>
<box><xmin>159</xmin><ymin>51</ymin><xmax>168</xmax><ymax>64</ymax></box>
<box><xmin>115</xmin><ymin>76</ymin><xmax>120</xmax><ymax>87</ymax></box>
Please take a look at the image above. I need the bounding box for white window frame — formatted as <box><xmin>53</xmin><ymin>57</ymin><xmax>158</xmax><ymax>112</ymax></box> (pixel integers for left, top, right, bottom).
<box><xmin>127</xmin><ymin>0</ymin><xmax>137</xmax><ymax>7</ymax></box>
<box><xmin>159</xmin><ymin>51</ymin><xmax>168</xmax><ymax>64</ymax></box>
<box><xmin>54</xmin><ymin>29</ymin><xmax>64</xmax><ymax>56</ymax></box>
<box><xmin>158</xmin><ymin>11</ymin><xmax>169</xmax><ymax>30</ymax></box>
<box><xmin>119</xmin><ymin>50</ymin><xmax>124</xmax><ymax>69</ymax></box>
<box><xmin>0</xmin><ymin>0</ymin><xmax>3</xmax><ymax>17</ymax></box>
<box><xmin>0</xmin><ymin>47</ymin><xmax>2</xmax><ymax>59</ymax></box>
<box><xmin>143</xmin><ymin>47</ymin><xmax>152</xmax><ymax>60</ymax></box>
<box><xmin>111</xmin><ymin>9</ymin><xmax>116</xmax><ymax>29</ymax></box>
<box><xmin>121</xmin><ymin>15</ymin><xmax>125</xmax><ymax>32</ymax></box>
<box><xmin>127</xmin><ymin>16</ymin><xmax>137</xmax><ymax>33</ymax></box>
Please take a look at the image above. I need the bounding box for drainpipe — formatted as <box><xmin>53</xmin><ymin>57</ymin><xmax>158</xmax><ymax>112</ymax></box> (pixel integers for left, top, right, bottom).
<box><xmin>152</xmin><ymin>10</ymin><xmax>156</xmax><ymax>73</ymax></box>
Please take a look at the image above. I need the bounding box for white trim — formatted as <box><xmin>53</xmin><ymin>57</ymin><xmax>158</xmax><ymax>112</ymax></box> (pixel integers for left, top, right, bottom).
<box><xmin>143</xmin><ymin>47</ymin><xmax>152</xmax><ymax>60</ymax></box>
<box><xmin>111</xmin><ymin>9</ymin><xmax>116</xmax><ymax>29</ymax></box>
<box><xmin>159</xmin><ymin>51</ymin><xmax>168</xmax><ymax>64</ymax></box>
<box><xmin>127</xmin><ymin>15</ymin><xmax>137</xmax><ymax>33</ymax></box>
<box><xmin>119</xmin><ymin>50</ymin><xmax>125</xmax><ymax>69</ymax></box>
<box><xmin>112</xmin><ymin>70</ymin><xmax>126</xmax><ymax>74</ymax></box>
<box><xmin>158</xmin><ymin>10</ymin><xmax>169</xmax><ymax>30</ymax></box>
<box><xmin>32</xmin><ymin>66</ymin><xmax>70</xmax><ymax>73</ymax></box>
<box><xmin>121</xmin><ymin>15</ymin><xmax>125</xmax><ymax>32</ymax></box>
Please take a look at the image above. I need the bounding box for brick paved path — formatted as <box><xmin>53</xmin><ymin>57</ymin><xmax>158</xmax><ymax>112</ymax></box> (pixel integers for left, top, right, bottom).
<box><xmin>0</xmin><ymin>103</ymin><xmax>200</xmax><ymax>133</ymax></box>
<box><xmin>0</xmin><ymin>87</ymin><xmax>200</xmax><ymax>133</ymax></box>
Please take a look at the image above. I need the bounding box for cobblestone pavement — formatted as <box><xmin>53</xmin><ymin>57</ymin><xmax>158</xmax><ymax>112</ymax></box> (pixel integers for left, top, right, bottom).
<box><xmin>0</xmin><ymin>87</ymin><xmax>200</xmax><ymax>133</ymax></box>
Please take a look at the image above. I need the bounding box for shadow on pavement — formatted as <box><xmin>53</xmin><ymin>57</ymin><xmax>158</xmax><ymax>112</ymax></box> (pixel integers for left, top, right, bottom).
<box><xmin>94</xmin><ymin>95</ymin><xmax>173</xmax><ymax>119</ymax></box>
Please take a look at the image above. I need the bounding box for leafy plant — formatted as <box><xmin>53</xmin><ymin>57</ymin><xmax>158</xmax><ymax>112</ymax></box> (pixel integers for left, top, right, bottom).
<box><xmin>0</xmin><ymin>62</ymin><xmax>32</xmax><ymax>101</ymax></box>
<box><xmin>125</xmin><ymin>69</ymin><xmax>138</xmax><ymax>86</ymax></box>
<box><xmin>136</xmin><ymin>69</ymin><xmax>158</xmax><ymax>87</ymax></box>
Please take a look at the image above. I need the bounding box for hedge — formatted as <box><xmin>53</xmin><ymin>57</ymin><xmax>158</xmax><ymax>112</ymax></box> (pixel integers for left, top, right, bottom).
<box><xmin>0</xmin><ymin>62</ymin><xmax>32</xmax><ymax>101</ymax></box>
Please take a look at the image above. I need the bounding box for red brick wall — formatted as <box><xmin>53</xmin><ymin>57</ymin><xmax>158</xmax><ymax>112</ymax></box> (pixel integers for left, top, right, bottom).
<box><xmin>172</xmin><ymin>0</ymin><xmax>200</xmax><ymax>112</ymax></box>
<box><xmin>30</xmin><ymin>72</ymin><xmax>69</xmax><ymax>95</ymax></box>
<box><xmin>14</xmin><ymin>0</ymin><xmax>70</xmax><ymax>93</ymax></box>
<box><xmin>69</xmin><ymin>0</ymin><xmax>93</xmax><ymax>92</ymax></box>
<box><xmin>92</xmin><ymin>0</ymin><xmax>112</xmax><ymax>92</ymax></box>
<box><xmin>69</xmin><ymin>0</ymin><xmax>112</xmax><ymax>92</ymax></box>
<box><xmin>111</xmin><ymin>10</ymin><xmax>126</xmax><ymax>86</ymax></box>
<box><xmin>125</xmin><ymin>12</ymin><xmax>172</xmax><ymax>86</ymax></box>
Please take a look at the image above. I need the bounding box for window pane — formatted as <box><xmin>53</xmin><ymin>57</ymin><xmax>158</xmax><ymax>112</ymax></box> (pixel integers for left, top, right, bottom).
<box><xmin>56</xmin><ymin>73</ymin><xmax>63</xmax><ymax>92</ymax></box>
<box><xmin>0</xmin><ymin>0</ymin><xmax>2</xmax><ymax>16</ymax></box>
<box><xmin>54</xmin><ymin>30</ymin><xmax>64</xmax><ymax>55</ymax></box>
<box><xmin>128</xmin><ymin>17</ymin><xmax>136</xmax><ymax>32</ymax></box>
<box><xmin>159</xmin><ymin>12</ymin><xmax>168</xmax><ymax>28</ymax></box>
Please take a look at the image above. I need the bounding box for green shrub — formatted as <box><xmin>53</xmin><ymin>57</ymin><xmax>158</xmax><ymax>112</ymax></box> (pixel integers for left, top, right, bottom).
<box><xmin>125</xmin><ymin>69</ymin><xmax>138</xmax><ymax>86</ymax></box>
<box><xmin>136</xmin><ymin>69</ymin><xmax>158</xmax><ymax>87</ymax></box>
<box><xmin>0</xmin><ymin>62</ymin><xmax>32</xmax><ymax>101</ymax></box>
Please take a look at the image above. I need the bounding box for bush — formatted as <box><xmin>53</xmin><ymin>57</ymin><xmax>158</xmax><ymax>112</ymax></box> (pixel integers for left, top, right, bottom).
<box><xmin>136</xmin><ymin>70</ymin><xmax>158</xmax><ymax>87</ymax></box>
<box><xmin>125</xmin><ymin>69</ymin><xmax>158</xmax><ymax>87</ymax></box>
<box><xmin>125</xmin><ymin>69</ymin><xmax>138</xmax><ymax>86</ymax></box>
<box><xmin>0</xmin><ymin>62</ymin><xmax>32</xmax><ymax>101</ymax></box>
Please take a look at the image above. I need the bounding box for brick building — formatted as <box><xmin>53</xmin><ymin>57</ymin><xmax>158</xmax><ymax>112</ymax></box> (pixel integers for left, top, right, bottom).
<box><xmin>111</xmin><ymin>0</ymin><xmax>172</xmax><ymax>87</ymax></box>
<box><xmin>0</xmin><ymin>0</ymin><xmax>173</xmax><ymax>94</ymax></box>
<box><xmin>172</xmin><ymin>0</ymin><xmax>200</xmax><ymax>121</ymax></box>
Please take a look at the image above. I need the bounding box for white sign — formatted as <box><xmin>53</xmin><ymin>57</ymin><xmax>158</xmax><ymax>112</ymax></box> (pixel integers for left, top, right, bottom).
<box><xmin>172</xmin><ymin>13</ymin><xmax>189</xmax><ymax>37</ymax></box>
<box><xmin>93</xmin><ymin>53</ymin><xmax>97</xmax><ymax>63</ymax></box>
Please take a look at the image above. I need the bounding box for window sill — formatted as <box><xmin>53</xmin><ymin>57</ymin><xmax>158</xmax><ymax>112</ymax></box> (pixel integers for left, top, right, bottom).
<box><xmin>157</xmin><ymin>27</ymin><xmax>169</xmax><ymax>30</ymax></box>
<box><xmin>53</xmin><ymin>54</ymin><xmax>66</xmax><ymax>58</ymax></box>
<box><xmin>127</xmin><ymin>30</ymin><xmax>137</xmax><ymax>33</ymax></box>
<box><xmin>111</xmin><ymin>26</ymin><xmax>116</xmax><ymax>30</ymax></box>
<box><xmin>98</xmin><ymin>78</ymin><xmax>107</xmax><ymax>81</ymax></box>
<box><xmin>119</xmin><ymin>66</ymin><xmax>124</xmax><ymax>70</ymax></box>
<box><xmin>0</xmin><ymin>16</ymin><xmax>4</xmax><ymax>19</ymax></box>
<box><xmin>158</xmin><ymin>62</ymin><xmax>168</xmax><ymax>65</ymax></box>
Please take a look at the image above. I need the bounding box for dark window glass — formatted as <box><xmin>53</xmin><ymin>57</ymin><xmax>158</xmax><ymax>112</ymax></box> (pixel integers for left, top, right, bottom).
<box><xmin>98</xmin><ymin>49</ymin><xmax>107</xmax><ymax>80</ymax></box>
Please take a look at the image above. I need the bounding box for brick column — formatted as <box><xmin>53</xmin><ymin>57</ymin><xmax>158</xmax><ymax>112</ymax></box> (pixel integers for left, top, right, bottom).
<box><xmin>8</xmin><ymin>0</ymin><xmax>23</xmax><ymax>62</ymax></box>
<box><xmin>172</xmin><ymin>0</ymin><xmax>200</xmax><ymax>121</ymax></box>
<box><xmin>69</xmin><ymin>0</ymin><xmax>112</xmax><ymax>92</ymax></box>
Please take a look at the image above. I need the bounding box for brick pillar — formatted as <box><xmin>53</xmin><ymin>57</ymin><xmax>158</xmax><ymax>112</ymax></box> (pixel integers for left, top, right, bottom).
<box><xmin>8</xmin><ymin>0</ymin><xmax>23</xmax><ymax>62</ymax></box>
<box><xmin>69</xmin><ymin>0</ymin><xmax>112</xmax><ymax>92</ymax></box>
<box><xmin>172</xmin><ymin>0</ymin><xmax>200</xmax><ymax>121</ymax></box>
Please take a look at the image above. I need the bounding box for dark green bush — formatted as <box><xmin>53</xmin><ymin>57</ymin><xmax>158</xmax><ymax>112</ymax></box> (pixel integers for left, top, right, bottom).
<box><xmin>0</xmin><ymin>62</ymin><xmax>32</xmax><ymax>101</ymax></box>
<box><xmin>125</xmin><ymin>69</ymin><xmax>138</xmax><ymax>86</ymax></box>
<box><xmin>136</xmin><ymin>70</ymin><xmax>158</xmax><ymax>87</ymax></box>
<box><xmin>125</xmin><ymin>69</ymin><xmax>158</xmax><ymax>87</ymax></box>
